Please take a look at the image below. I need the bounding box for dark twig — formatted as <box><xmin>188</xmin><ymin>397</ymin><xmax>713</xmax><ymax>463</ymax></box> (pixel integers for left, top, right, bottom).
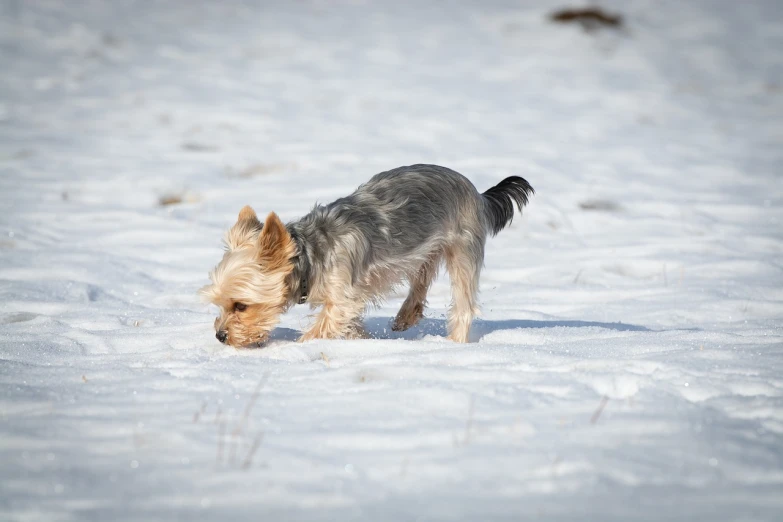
<box><xmin>550</xmin><ymin>7</ymin><xmax>623</xmax><ymax>32</ymax></box>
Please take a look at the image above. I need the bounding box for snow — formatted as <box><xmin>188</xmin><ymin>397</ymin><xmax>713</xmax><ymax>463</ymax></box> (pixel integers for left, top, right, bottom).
<box><xmin>1</xmin><ymin>0</ymin><xmax>782</xmax><ymax>520</ymax></box>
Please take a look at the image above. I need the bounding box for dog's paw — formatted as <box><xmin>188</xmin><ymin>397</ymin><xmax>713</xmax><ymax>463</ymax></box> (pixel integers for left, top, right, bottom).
<box><xmin>345</xmin><ymin>324</ymin><xmax>371</xmax><ymax>339</ymax></box>
<box><xmin>392</xmin><ymin>303</ymin><xmax>424</xmax><ymax>331</ymax></box>
<box><xmin>447</xmin><ymin>331</ymin><xmax>470</xmax><ymax>343</ymax></box>
<box><xmin>391</xmin><ymin>318</ymin><xmax>412</xmax><ymax>332</ymax></box>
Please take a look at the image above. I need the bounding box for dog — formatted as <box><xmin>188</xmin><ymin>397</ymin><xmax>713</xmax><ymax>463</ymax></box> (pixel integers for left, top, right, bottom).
<box><xmin>200</xmin><ymin>164</ymin><xmax>533</xmax><ymax>347</ymax></box>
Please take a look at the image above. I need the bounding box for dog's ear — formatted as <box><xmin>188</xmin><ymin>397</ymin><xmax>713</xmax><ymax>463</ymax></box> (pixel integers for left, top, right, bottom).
<box><xmin>238</xmin><ymin>205</ymin><xmax>260</xmax><ymax>224</ymax></box>
<box><xmin>225</xmin><ymin>205</ymin><xmax>263</xmax><ymax>251</ymax></box>
<box><xmin>257</xmin><ymin>212</ymin><xmax>295</xmax><ymax>267</ymax></box>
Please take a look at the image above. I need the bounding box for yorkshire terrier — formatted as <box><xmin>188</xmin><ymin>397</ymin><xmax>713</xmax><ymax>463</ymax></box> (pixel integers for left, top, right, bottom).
<box><xmin>200</xmin><ymin>164</ymin><xmax>533</xmax><ymax>347</ymax></box>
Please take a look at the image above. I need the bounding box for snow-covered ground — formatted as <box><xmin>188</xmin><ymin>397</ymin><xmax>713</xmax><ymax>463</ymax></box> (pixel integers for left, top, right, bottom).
<box><xmin>1</xmin><ymin>0</ymin><xmax>782</xmax><ymax>520</ymax></box>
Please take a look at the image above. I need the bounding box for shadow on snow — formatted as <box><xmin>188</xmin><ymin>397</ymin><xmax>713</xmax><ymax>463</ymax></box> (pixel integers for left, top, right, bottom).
<box><xmin>268</xmin><ymin>317</ymin><xmax>650</xmax><ymax>344</ymax></box>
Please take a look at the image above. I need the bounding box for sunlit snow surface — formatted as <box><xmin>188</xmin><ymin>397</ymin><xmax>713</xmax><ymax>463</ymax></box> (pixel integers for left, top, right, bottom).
<box><xmin>1</xmin><ymin>0</ymin><xmax>782</xmax><ymax>520</ymax></box>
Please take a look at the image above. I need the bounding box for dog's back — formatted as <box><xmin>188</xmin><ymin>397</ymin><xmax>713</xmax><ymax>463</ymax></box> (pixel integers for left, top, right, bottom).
<box><xmin>335</xmin><ymin>163</ymin><xmax>532</xmax><ymax>245</ymax></box>
<box><xmin>294</xmin><ymin>164</ymin><xmax>532</xmax><ymax>292</ymax></box>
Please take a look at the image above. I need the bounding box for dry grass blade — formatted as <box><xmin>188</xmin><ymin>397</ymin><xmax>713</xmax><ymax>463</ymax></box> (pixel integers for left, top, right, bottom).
<box><xmin>238</xmin><ymin>374</ymin><xmax>270</xmax><ymax>434</ymax></box>
<box><xmin>590</xmin><ymin>396</ymin><xmax>610</xmax><ymax>424</ymax></box>
<box><xmin>193</xmin><ymin>401</ymin><xmax>207</xmax><ymax>423</ymax></box>
<box><xmin>216</xmin><ymin>420</ymin><xmax>226</xmax><ymax>466</ymax></box>
<box><xmin>463</xmin><ymin>395</ymin><xmax>475</xmax><ymax>445</ymax></box>
<box><xmin>223</xmin><ymin>374</ymin><xmax>271</xmax><ymax>468</ymax></box>
<box><xmin>241</xmin><ymin>432</ymin><xmax>265</xmax><ymax>470</ymax></box>
<box><xmin>229</xmin><ymin>429</ymin><xmax>240</xmax><ymax>466</ymax></box>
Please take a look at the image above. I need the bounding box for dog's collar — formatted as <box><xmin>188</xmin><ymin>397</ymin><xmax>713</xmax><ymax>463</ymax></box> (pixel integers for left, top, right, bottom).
<box><xmin>298</xmin><ymin>268</ymin><xmax>309</xmax><ymax>305</ymax></box>
<box><xmin>288</xmin><ymin>227</ymin><xmax>309</xmax><ymax>304</ymax></box>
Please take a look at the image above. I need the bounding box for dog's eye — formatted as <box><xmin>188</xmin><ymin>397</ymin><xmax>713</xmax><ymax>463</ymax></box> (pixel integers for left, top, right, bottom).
<box><xmin>234</xmin><ymin>302</ymin><xmax>247</xmax><ymax>312</ymax></box>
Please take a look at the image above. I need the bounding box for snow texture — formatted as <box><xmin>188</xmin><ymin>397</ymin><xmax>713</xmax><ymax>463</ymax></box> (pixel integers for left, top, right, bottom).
<box><xmin>1</xmin><ymin>0</ymin><xmax>782</xmax><ymax>520</ymax></box>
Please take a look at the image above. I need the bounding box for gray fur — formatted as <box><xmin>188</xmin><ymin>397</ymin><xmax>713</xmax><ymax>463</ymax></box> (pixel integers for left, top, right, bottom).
<box><xmin>283</xmin><ymin>164</ymin><xmax>534</xmax><ymax>330</ymax></box>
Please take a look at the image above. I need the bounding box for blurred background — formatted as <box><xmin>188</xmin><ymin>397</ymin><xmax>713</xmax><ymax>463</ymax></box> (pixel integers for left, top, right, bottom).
<box><xmin>2</xmin><ymin>0</ymin><xmax>780</xmax><ymax>212</ymax></box>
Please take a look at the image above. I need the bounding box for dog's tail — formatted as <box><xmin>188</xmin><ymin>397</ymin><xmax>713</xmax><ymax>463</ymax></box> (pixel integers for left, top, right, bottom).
<box><xmin>481</xmin><ymin>176</ymin><xmax>535</xmax><ymax>236</ymax></box>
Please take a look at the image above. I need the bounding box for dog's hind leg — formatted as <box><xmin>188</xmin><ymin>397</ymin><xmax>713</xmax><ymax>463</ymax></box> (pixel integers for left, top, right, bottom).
<box><xmin>392</xmin><ymin>252</ymin><xmax>441</xmax><ymax>332</ymax></box>
<box><xmin>444</xmin><ymin>239</ymin><xmax>482</xmax><ymax>343</ymax></box>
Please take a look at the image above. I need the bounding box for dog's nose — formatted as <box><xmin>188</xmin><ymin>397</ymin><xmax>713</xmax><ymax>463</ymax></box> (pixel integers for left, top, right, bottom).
<box><xmin>216</xmin><ymin>330</ymin><xmax>228</xmax><ymax>344</ymax></box>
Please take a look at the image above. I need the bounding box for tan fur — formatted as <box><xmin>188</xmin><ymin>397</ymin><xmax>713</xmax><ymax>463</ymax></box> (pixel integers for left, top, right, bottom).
<box><xmin>200</xmin><ymin>209</ymin><xmax>297</xmax><ymax>347</ymax></box>
<box><xmin>225</xmin><ymin>206</ymin><xmax>263</xmax><ymax>251</ymax></box>
<box><xmin>444</xmin><ymin>244</ymin><xmax>481</xmax><ymax>343</ymax></box>
<box><xmin>299</xmin><ymin>265</ymin><xmax>371</xmax><ymax>341</ymax></box>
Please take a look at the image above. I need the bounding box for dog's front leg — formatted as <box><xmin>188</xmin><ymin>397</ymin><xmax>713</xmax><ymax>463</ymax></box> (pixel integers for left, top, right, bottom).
<box><xmin>299</xmin><ymin>303</ymin><xmax>341</xmax><ymax>341</ymax></box>
<box><xmin>298</xmin><ymin>299</ymin><xmax>366</xmax><ymax>342</ymax></box>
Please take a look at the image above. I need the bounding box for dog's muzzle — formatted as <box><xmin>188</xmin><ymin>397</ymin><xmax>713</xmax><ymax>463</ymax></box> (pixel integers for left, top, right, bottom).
<box><xmin>216</xmin><ymin>330</ymin><xmax>228</xmax><ymax>344</ymax></box>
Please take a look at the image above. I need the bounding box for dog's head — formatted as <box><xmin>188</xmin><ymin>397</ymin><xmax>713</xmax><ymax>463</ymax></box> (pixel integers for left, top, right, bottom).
<box><xmin>199</xmin><ymin>206</ymin><xmax>296</xmax><ymax>347</ymax></box>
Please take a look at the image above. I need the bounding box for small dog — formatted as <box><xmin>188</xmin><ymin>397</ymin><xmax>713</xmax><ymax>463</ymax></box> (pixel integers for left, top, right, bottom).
<box><xmin>200</xmin><ymin>164</ymin><xmax>533</xmax><ymax>347</ymax></box>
